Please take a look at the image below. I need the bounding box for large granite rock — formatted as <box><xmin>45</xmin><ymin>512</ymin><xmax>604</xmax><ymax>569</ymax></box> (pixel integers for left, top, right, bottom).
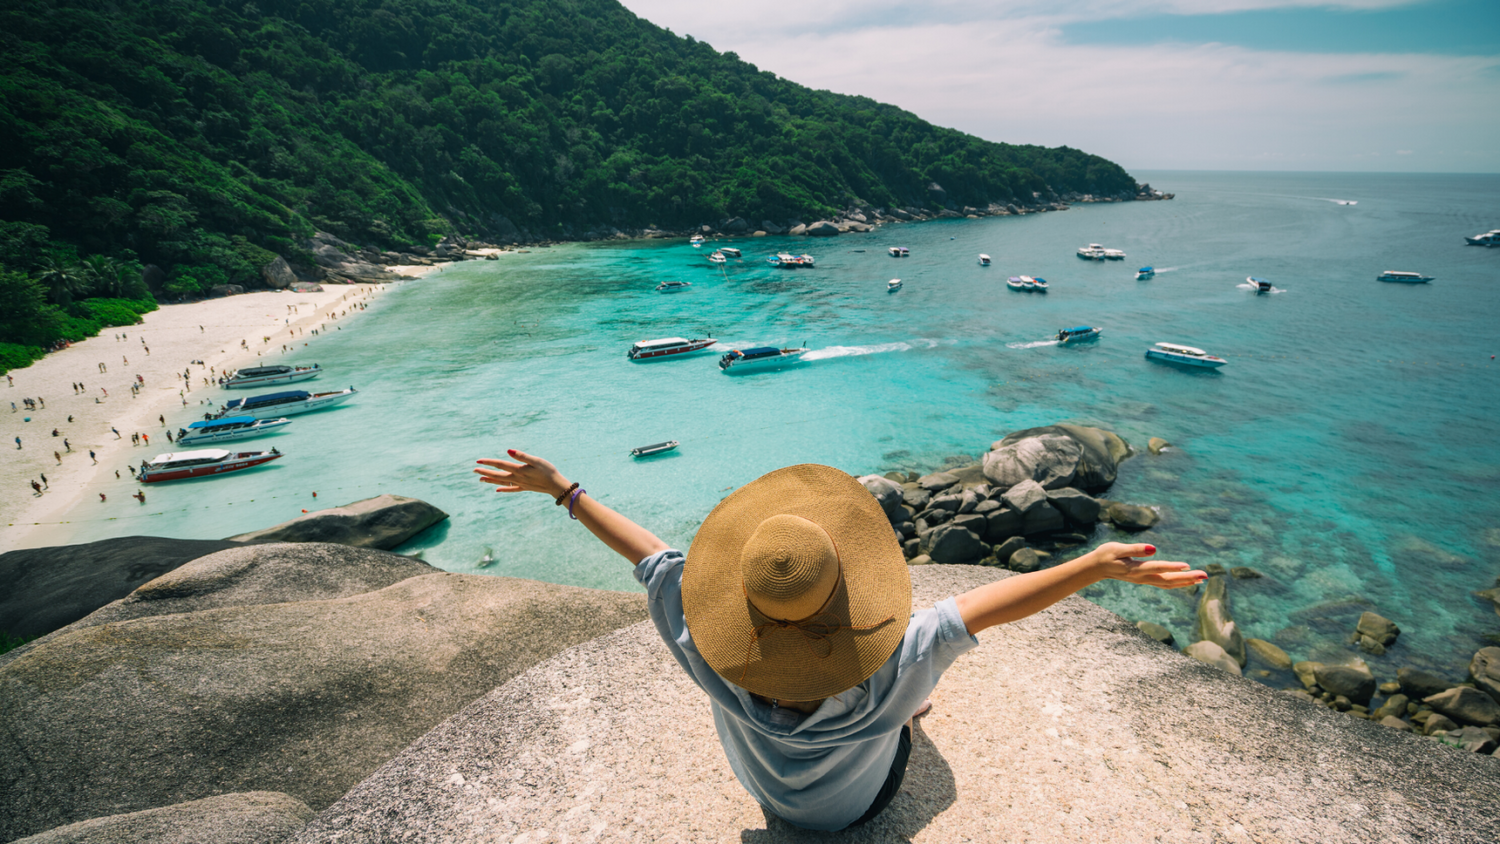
<box><xmin>989</xmin><ymin>424</ymin><xmax>1131</xmax><ymax>492</ymax></box>
<box><xmin>1423</xmin><ymin>687</ymin><xmax>1500</xmax><ymax>727</ymax></box>
<box><xmin>261</xmin><ymin>256</ymin><xmax>296</xmax><ymax>290</ymax></box>
<box><xmin>1399</xmin><ymin>667</ymin><xmax>1456</xmax><ymax>700</ymax></box>
<box><xmin>8</xmin><ymin>792</ymin><xmax>312</xmax><ymax>844</ymax></box>
<box><xmin>290</xmin><ymin>566</ymin><xmax>1500</xmax><ymax>844</ymax></box>
<box><xmin>225</xmin><ymin>494</ymin><xmax>447</xmax><ymax>550</ymax></box>
<box><xmin>921</xmin><ymin>524</ymin><xmax>987</xmax><ymax>565</ymax></box>
<box><xmin>304</xmin><ymin>232</ymin><xmax>397</xmax><ymax>281</ymax></box>
<box><xmin>1472</xmin><ymin>647</ymin><xmax>1500</xmax><ymax>704</ymax></box>
<box><xmin>0</xmin><ymin>537</ymin><xmax>245</xmax><ymax>639</ymax></box>
<box><xmin>858</xmin><ymin>474</ymin><xmax>905</xmax><ymax>521</ymax></box>
<box><xmin>1044</xmin><ymin>488</ymin><xmax>1101</xmax><ymax>524</ymax></box>
<box><xmin>0</xmin><ymin>554</ymin><xmax>648</xmax><ymax>841</ymax></box>
<box><xmin>1184</xmin><ymin>640</ymin><xmax>1241</xmax><ymax>675</ymax></box>
<box><xmin>803</xmin><ymin>220</ymin><xmax>840</xmax><ymax>236</ymax></box>
<box><xmin>1315</xmin><ymin>662</ymin><xmax>1377</xmax><ymax>706</ymax></box>
<box><xmin>1000</xmin><ymin>478</ymin><xmax>1048</xmax><ymax>514</ymax></box>
<box><xmin>1195</xmin><ymin>575</ymin><xmax>1246</xmax><ymax>667</ymax></box>
<box><xmin>1356</xmin><ymin>611</ymin><xmax>1400</xmax><ymax>650</ymax></box>
<box><xmin>983</xmin><ymin>434</ymin><xmax>1081</xmax><ymax>490</ymax></box>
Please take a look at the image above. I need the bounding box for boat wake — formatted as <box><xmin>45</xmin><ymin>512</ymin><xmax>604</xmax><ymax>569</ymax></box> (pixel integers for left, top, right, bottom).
<box><xmin>1317</xmin><ymin>198</ymin><xmax>1358</xmax><ymax>206</ymax></box>
<box><xmin>1006</xmin><ymin>339</ymin><xmax>1059</xmax><ymax>349</ymax></box>
<box><xmin>1152</xmin><ymin>266</ymin><xmax>1180</xmax><ymax>274</ymax></box>
<box><xmin>802</xmin><ymin>339</ymin><xmax>941</xmax><ymax>361</ymax></box>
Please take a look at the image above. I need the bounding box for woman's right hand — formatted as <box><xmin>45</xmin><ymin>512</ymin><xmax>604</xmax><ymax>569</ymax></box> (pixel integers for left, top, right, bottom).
<box><xmin>475</xmin><ymin>449</ymin><xmax>571</xmax><ymax>499</ymax></box>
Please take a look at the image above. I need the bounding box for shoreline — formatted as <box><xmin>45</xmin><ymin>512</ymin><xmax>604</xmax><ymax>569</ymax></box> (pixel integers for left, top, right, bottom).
<box><xmin>0</xmin><ymin>265</ymin><xmax>440</xmax><ymax>551</ymax></box>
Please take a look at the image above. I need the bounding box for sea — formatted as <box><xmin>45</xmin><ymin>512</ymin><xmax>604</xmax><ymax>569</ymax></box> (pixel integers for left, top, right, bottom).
<box><xmin>60</xmin><ymin>171</ymin><xmax>1500</xmax><ymax>683</ymax></box>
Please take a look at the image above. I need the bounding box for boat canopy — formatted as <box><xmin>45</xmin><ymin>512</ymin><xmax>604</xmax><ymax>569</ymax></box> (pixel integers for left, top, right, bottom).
<box><xmin>227</xmin><ymin>390</ymin><xmax>310</xmax><ymax>409</ymax></box>
<box><xmin>1138</xmin><ymin>266</ymin><xmax>1154</xmax><ymax>272</ymax></box>
<box><xmin>1155</xmin><ymin>342</ymin><xmax>1208</xmax><ymax>356</ymax></box>
<box><xmin>189</xmin><ymin>416</ymin><xmax>257</xmax><ymax>429</ymax></box>
<box><xmin>633</xmin><ymin>337</ymin><xmax>690</xmax><ymax>349</ymax></box>
<box><xmin>736</xmin><ymin>346</ymin><xmax>781</xmax><ymax>358</ymax></box>
<box><xmin>236</xmin><ymin>365</ymin><xmax>293</xmax><ymax>377</ymax></box>
<box><xmin>1063</xmin><ymin>326</ymin><xmax>1095</xmax><ymax>334</ymax></box>
<box><xmin>150</xmin><ymin>449</ymin><xmax>230</xmax><ymax>464</ymax></box>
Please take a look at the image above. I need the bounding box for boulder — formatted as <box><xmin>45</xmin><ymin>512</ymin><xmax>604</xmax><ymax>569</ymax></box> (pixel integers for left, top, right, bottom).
<box><xmin>1399</xmin><ymin>667</ymin><xmax>1456</xmax><ymax>700</ymax></box>
<box><xmin>1423</xmin><ymin>687</ymin><xmax>1500</xmax><ymax>727</ymax></box>
<box><xmin>759</xmin><ymin>220</ymin><xmax>785</xmax><ymax>235</ymax></box>
<box><xmin>901</xmin><ymin>485</ymin><xmax>932</xmax><ymax>510</ymax></box>
<box><xmin>1001</xmin><ymin>479</ymin><xmax>1049</xmax><ymax>514</ymax></box>
<box><xmin>952</xmin><ymin>513</ymin><xmax>988</xmax><ymax>536</ymax></box>
<box><xmin>226</xmin><ymin>494</ymin><xmax>448</xmax><ymax>550</ymax></box>
<box><xmin>1315</xmin><ymin>663</ymin><xmax>1377</xmax><ymax>706</ymax></box>
<box><xmin>1476</xmin><ymin>585</ymin><xmax>1500</xmax><ymax>618</ymax></box>
<box><xmin>1022</xmin><ymin>503</ymin><xmax>1066</xmax><ymax>535</ymax></box>
<box><xmin>1356</xmin><ymin>611</ymin><xmax>1400</xmax><ymax>647</ymax></box>
<box><xmin>906</xmin><ymin>554</ymin><xmax>932</xmax><ymax>566</ymax></box>
<box><xmin>1471</xmin><ymin>647</ymin><xmax>1500</xmax><ymax>704</ymax></box>
<box><xmin>991</xmin><ymin>424</ymin><xmax>1131</xmax><ymax>492</ymax></box>
<box><xmin>1148</xmin><ymin>437</ymin><xmax>1171</xmax><ymax>455</ymax></box>
<box><xmin>921</xmin><ymin>524</ymin><xmax>987</xmax><ymax>566</ymax></box>
<box><xmin>983</xmin><ymin>506</ymin><xmax>1024</xmax><ymax>542</ymax></box>
<box><xmin>973</xmin><ymin>499</ymin><xmax>1002</xmax><ymax>515</ymax></box>
<box><xmin>1045</xmin><ymin>488</ymin><xmax>1101</xmax><ymax>524</ymax></box>
<box><xmin>1136</xmin><ymin>621</ymin><xmax>1175</xmax><ymax>646</ymax></box>
<box><xmin>1195</xmin><ymin>576</ymin><xmax>1246</xmax><ymax>666</ymax></box>
<box><xmin>1424</xmin><ymin>714</ymin><xmax>1460</xmax><ymax>735</ymax></box>
<box><xmin>803</xmin><ymin>220</ymin><xmax>840</xmax><ymax>237</ymax></box>
<box><xmin>1378</xmin><ymin>715</ymin><xmax>1414</xmax><ymax>732</ymax></box>
<box><xmin>982</xmin><ymin>434</ymin><xmax>1081</xmax><ymax>490</ymax></box>
<box><xmin>1372</xmin><ymin>694</ymin><xmax>1410</xmax><ymax>720</ymax></box>
<box><xmin>1184</xmin><ymin>641</ymin><xmax>1242</xmax><ymax>675</ymax></box>
<box><xmin>208</xmin><ymin>283</ymin><xmax>245</xmax><ymax>298</ymax></box>
<box><xmin>8</xmin><ymin>792</ymin><xmax>313</xmax><ymax>844</ymax></box>
<box><xmin>0</xmin><ymin>563</ymin><xmax>649</xmax><ymax>841</ymax></box>
<box><xmin>261</xmin><ymin>256</ymin><xmax>296</xmax><ymax>290</ymax></box>
<box><xmin>1008</xmin><ymin>547</ymin><xmax>1046</xmax><ymax>573</ymax></box>
<box><xmin>1230</xmin><ymin>567</ymin><xmax>1263</xmax><ymax>580</ymax></box>
<box><xmin>0</xmin><ymin>537</ymin><xmax>246</xmax><ymax>639</ymax></box>
<box><xmin>917</xmin><ymin>471</ymin><xmax>962</xmax><ymax>492</ymax></box>
<box><xmin>1444</xmin><ymin>726</ymin><xmax>1499</xmax><ymax>754</ymax></box>
<box><xmin>989</xmin><ymin>536</ymin><xmax>1026</xmax><ymax>567</ymax></box>
<box><xmin>787</xmin><ymin>223</ymin><xmax>807</xmax><ymax>236</ymax></box>
<box><xmin>1293</xmin><ymin>661</ymin><xmax>1323</xmax><ymax>690</ymax></box>
<box><xmin>958</xmin><ymin>488</ymin><xmax>982</xmax><ymax>514</ymax></box>
<box><xmin>723</xmin><ymin>217</ymin><xmax>749</xmax><ymax>233</ymax></box>
<box><xmin>1106</xmin><ymin>502</ymin><xmax>1159</xmax><ymax>531</ymax></box>
<box><xmin>857</xmin><ymin>474</ymin><xmax>904</xmax><ymax>521</ymax></box>
<box><xmin>927</xmin><ymin>493</ymin><xmax>963</xmax><ymax>513</ymax></box>
<box><xmin>1246</xmin><ymin>638</ymin><xmax>1293</xmax><ymax>670</ymax></box>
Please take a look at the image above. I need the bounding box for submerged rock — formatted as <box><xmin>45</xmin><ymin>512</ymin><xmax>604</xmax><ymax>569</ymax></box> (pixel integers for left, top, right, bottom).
<box><xmin>1196</xmin><ymin>576</ymin><xmax>1246</xmax><ymax>666</ymax></box>
<box><xmin>1399</xmin><ymin>667</ymin><xmax>1456</xmax><ymax>700</ymax></box>
<box><xmin>1246</xmin><ymin>638</ymin><xmax>1293</xmax><ymax>671</ymax></box>
<box><xmin>1148</xmin><ymin>437</ymin><xmax>1172</xmax><ymax>455</ymax></box>
<box><xmin>226</xmin><ymin>494</ymin><xmax>447</xmax><ymax>550</ymax></box>
<box><xmin>1356</xmin><ymin>611</ymin><xmax>1401</xmax><ymax>647</ymax></box>
<box><xmin>1184</xmin><ymin>640</ymin><xmax>1242</xmax><ymax>675</ymax></box>
<box><xmin>1106</xmin><ymin>502</ymin><xmax>1159</xmax><ymax>531</ymax></box>
<box><xmin>1136</xmin><ymin>621</ymin><xmax>1175</xmax><ymax>646</ymax></box>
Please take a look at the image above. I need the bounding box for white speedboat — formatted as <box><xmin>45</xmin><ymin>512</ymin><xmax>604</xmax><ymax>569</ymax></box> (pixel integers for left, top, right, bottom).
<box><xmin>656</xmin><ymin>280</ymin><xmax>692</xmax><ymax>292</ymax></box>
<box><xmin>690</xmin><ymin>235</ymin><xmax>705</xmax><ymax>247</ymax></box>
<box><xmin>707</xmin><ymin>250</ymin><xmax>726</xmax><ymax>264</ymax></box>
<box><xmin>719</xmin><ymin>247</ymin><xmax>742</xmax><ymax>258</ymax></box>
<box><xmin>769</xmin><ymin>253</ymin><xmax>814</xmax><ymax>268</ymax></box>
<box><xmin>1056</xmin><ymin>326</ymin><xmax>1101</xmax><ymax>344</ymax></box>
<box><xmin>887</xmin><ymin>278</ymin><xmax>903</xmax><ymax>292</ymax></box>
<box><xmin>138</xmin><ymin>448</ymin><xmax>283</xmax><ymax>483</ymax></box>
<box><xmin>1136</xmin><ymin>266</ymin><xmax>1155</xmax><ymax>280</ymax></box>
<box><xmin>630</xmin><ymin>440</ymin><xmax>679</xmax><ymax>458</ymax></box>
<box><xmin>1102</xmin><ymin>248</ymin><xmax>1127</xmax><ymax>260</ymax></box>
<box><xmin>1031</xmin><ymin>277</ymin><xmax>1049</xmax><ymax>291</ymax></box>
<box><xmin>1077</xmin><ymin>244</ymin><xmax>1105</xmax><ymax>260</ymax></box>
<box><xmin>978</xmin><ymin>254</ymin><xmax>991</xmax><ymax>266</ymax></box>
<box><xmin>889</xmin><ymin>246</ymin><xmax>909</xmax><ymax>257</ymax></box>
<box><xmin>627</xmin><ymin>337</ymin><xmax>717</xmax><ymax>360</ymax></box>
<box><xmin>1247</xmin><ymin>276</ymin><xmax>1273</xmax><ymax>293</ymax></box>
<box><xmin>1464</xmin><ymin>229</ymin><xmax>1500</xmax><ymax>246</ymax></box>
<box><xmin>1007</xmin><ymin>275</ymin><xmax>1034</xmax><ymax>290</ymax></box>
<box><xmin>218</xmin><ymin>388</ymin><xmax>356</xmax><ymax>419</ymax></box>
<box><xmin>1145</xmin><ymin>343</ymin><xmax>1226</xmax><ymax>368</ymax></box>
<box><xmin>177</xmin><ymin>416</ymin><xmax>291</xmax><ymax>446</ymax></box>
<box><xmin>223</xmin><ymin>364</ymin><xmax>321</xmax><ymax>389</ymax></box>
<box><xmin>1377</xmin><ymin>271</ymin><xmax>1434</xmax><ymax>284</ymax></box>
<box><xmin>718</xmin><ymin>346</ymin><xmax>808</xmax><ymax>373</ymax></box>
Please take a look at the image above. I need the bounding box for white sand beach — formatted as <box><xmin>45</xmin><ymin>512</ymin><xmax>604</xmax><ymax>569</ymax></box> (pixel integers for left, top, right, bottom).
<box><xmin>1</xmin><ymin>272</ymin><xmax>435</xmax><ymax>551</ymax></box>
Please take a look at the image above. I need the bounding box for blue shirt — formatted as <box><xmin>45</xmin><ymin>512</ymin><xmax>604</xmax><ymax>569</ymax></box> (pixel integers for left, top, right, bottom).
<box><xmin>634</xmin><ymin>549</ymin><xmax>978</xmax><ymax>830</ymax></box>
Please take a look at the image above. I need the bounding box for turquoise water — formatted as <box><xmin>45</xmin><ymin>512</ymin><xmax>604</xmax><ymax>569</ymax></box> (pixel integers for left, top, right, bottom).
<box><xmin>70</xmin><ymin>171</ymin><xmax>1500</xmax><ymax>679</ymax></box>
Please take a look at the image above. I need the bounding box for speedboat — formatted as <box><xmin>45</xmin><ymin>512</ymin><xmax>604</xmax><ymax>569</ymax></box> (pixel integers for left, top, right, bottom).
<box><xmin>1077</xmin><ymin>244</ymin><xmax>1105</xmax><ymax>260</ymax></box>
<box><xmin>630</xmin><ymin>440</ymin><xmax>679</xmax><ymax>458</ymax></box>
<box><xmin>138</xmin><ymin>448</ymin><xmax>283</xmax><ymax>483</ymax></box>
<box><xmin>707</xmin><ymin>250</ymin><xmax>726</xmax><ymax>264</ymax></box>
<box><xmin>218</xmin><ymin>387</ymin><xmax>356</xmax><ymax>419</ymax></box>
<box><xmin>1377</xmin><ymin>271</ymin><xmax>1434</xmax><ymax>284</ymax></box>
<box><xmin>769</xmin><ymin>253</ymin><xmax>813</xmax><ymax>268</ymax></box>
<box><xmin>1136</xmin><ymin>266</ymin><xmax>1155</xmax><ymax>280</ymax></box>
<box><xmin>656</xmin><ymin>280</ymin><xmax>692</xmax><ymax>292</ymax></box>
<box><xmin>627</xmin><ymin>337</ymin><xmax>717</xmax><ymax>360</ymax></box>
<box><xmin>223</xmin><ymin>364</ymin><xmax>321</xmax><ymax>389</ymax></box>
<box><xmin>1145</xmin><ymin>342</ymin><xmax>1227</xmax><ymax>368</ymax></box>
<box><xmin>1102</xmin><ymin>248</ymin><xmax>1127</xmax><ymax>260</ymax></box>
<box><xmin>1031</xmin><ymin>277</ymin><xmax>1049</xmax><ymax>291</ymax></box>
<box><xmin>690</xmin><ymin>235</ymin><xmax>705</xmax><ymax>247</ymax></box>
<box><xmin>719</xmin><ymin>247</ymin><xmax>742</xmax><ymax>258</ymax></box>
<box><xmin>1247</xmin><ymin>276</ymin><xmax>1273</xmax><ymax>293</ymax></box>
<box><xmin>177</xmin><ymin>416</ymin><xmax>291</xmax><ymax>446</ymax></box>
<box><xmin>1056</xmin><ymin>326</ymin><xmax>1101</xmax><ymax>344</ymax></box>
<box><xmin>719</xmin><ymin>346</ymin><xmax>808</xmax><ymax>372</ymax></box>
<box><xmin>1464</xmin><ymin>229</ymin><xmax>1500</xmax><ymax>246</ymax></box>
<box><xmin>1007</xmin><ymin>276</ymin><xmax>1034</xmax><ymax>290</ymax></box>
<box><xmin>887</xmin><ymin>278</ymin><xmax>903</xmax><ymax>292</ymax></box>
<box><xmin>889</xmin><ymin>246</ymin><xmax>909</xmax><ymax>257</ymax></box>
<box><xmin>978</xmin><ymin>254</ymin><xmax>991</xmax><ymax>266</ymax></box>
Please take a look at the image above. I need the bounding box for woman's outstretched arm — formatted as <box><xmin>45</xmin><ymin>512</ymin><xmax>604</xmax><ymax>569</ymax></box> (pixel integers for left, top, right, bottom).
<box><xmin>475</xmin><ymin>449</ymin><xmax>668</xmax><ymax>565</ymax></box>
<box><xmin>955</xmin><ymin>542</ymin><xmax>1204</xmax><ymax>636</ymax></box>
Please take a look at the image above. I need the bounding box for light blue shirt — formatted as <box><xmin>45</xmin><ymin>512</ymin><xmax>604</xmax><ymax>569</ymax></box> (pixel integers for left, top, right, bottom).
<box><xmin>634</xmin><ymin>549</ymin><xmax>978</xmax><ymax>830</ymax></box>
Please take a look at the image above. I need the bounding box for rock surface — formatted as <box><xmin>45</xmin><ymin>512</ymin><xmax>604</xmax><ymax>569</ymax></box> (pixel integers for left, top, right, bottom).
<box><xmin>1183</xmin><ymin>640</ymin><xmax>1242</xmax><ymax>675</ymax></box>
<box><xmin>1471</xmin><ymin>647</ymin><xmax>1500</xmax><ymax>704</ymax></box>
<box><xmin>1195</xmin><ymin>576</ymin><xmax>1246</xmax><ymax>667</ymax></box>
<box><xmin>991</xmin><ymin>424</ymin><xmax>1130</xmax><ymax>492</ymax></box>
<box><xmin>0</xmin><ymin>536</ymin><xmax>246</xmax><ymax>638</ymax></box>
<box><xmin>1106</xmin><ymin>502</ymin><xmax>1158</xmax><ymax>531</ymax></box>
<box><xmin>1423</xmin><ymin>687</ymin><xmax>1500</xmax><ymax>726</ymax></box>
<box><xmin>1315</xmin><ymin>662</ymin><xmax>1377</xmax><ymax>706</ymax></box>
<box><xmin>858</xmin><ymin>474</ymin><xmax>906</xmax><ymax>521</ymax></box>
<box><xmin>291</xmin><ymin>566</ymin><xmax>1500</xmax><ymax>844</ymax></box>
<box><xmin>1246</xmin><ymin>637</ymin><xmax>1293</xmax><ymax>670</ymax></box>
<box><xmin>0</xmin><ymin>548</ymin><xmax>648</xmax><ymax>841</ymax></box>
<box><xmin>982</xmin><ymin>434</ymin><xmax>1081</xmax><ymax>490</ymax></box>
<box><xmin>8</xmin><ymin>792</ymin><xmax>312</xmax><ymax>844</ymax></box>
<box><xmin>225</xmin><ymin>494</ymin><xmax>447</xmax><ymax>550</ymax></box>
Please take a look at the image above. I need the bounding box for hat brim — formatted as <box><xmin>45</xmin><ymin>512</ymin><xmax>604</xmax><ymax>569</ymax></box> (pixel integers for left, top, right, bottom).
<box><xmin>684</xmin><ymin>464</ymin><xmax>911</xmax><ymax>700</ymax></box>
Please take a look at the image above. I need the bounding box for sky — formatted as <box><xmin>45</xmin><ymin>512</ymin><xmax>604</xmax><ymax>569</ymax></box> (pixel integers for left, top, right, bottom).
<box><xmin>617</xmin><ymin>0</ymin><xmax>1500</xmax><ymax>173</ymax></box>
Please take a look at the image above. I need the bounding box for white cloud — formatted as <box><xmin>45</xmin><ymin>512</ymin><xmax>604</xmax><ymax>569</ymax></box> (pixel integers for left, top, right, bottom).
<box><xmin>617</xmin><ymin>1</ymin><xmax>1500</xmax><ymax>172</ymax></box>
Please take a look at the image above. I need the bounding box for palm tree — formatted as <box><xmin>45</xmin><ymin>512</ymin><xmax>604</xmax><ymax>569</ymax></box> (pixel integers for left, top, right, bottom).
<box><xmin>34</xmin><ymin>257</ymin><xmax>88</xmax><ymax>306</ymax></box>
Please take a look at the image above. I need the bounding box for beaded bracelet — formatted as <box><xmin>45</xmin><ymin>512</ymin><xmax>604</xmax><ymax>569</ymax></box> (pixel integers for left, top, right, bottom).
<box><xmin>554</xmin><ymin>482</ymin><xmax>579</xmax><ymax>506</ymax></box>
<box><xmin>567</xmin><ymin>487</ymin><xmax>586</xmax><ymax>520</ymax></box>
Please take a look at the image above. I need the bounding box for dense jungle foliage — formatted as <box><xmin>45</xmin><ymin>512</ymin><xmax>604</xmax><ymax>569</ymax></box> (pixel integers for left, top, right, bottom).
<box><xmin>0</xmin><ymin>0</ymin><xmax>1138</xmax><ymax>360</ymax></box>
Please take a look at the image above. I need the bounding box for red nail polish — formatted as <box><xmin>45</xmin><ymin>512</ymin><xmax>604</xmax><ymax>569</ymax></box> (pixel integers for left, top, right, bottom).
<box><xmin>507</xmin><ymin>449</ymin><xmax>517</xmax><ymax>456</ymax></box>
<box><xmin>1145</xmin><ymin>545</ymin><xmax>1157</xmax><ymax>554</ymax></box>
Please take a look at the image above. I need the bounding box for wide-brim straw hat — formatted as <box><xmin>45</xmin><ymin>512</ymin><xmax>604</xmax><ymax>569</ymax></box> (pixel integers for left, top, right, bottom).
<box><xmin>683</xmin><ymin>464</ymin><xmax>911</xmax><ymax>701</ymax></box>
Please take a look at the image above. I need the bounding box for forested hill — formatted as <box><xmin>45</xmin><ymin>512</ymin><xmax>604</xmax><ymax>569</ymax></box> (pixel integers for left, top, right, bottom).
<box><xmin>0</xmin><ymin>0</ymin><xmax>1139</xmax><ymax>290</ymax></box>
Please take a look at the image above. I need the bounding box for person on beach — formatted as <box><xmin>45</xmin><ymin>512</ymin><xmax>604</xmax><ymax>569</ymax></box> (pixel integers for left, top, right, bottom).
<box><xmin>99</xmin><ymin>493</ymin><xmax>106</xmax><ymax>503</ymax></box>
<box><xmin>31</xmin><ymin>480</ymin><xmax>42</xmax><ymax>496</ymax></box>
<box><xmin>14</xmin><ymin>436</ymin><xmax>20</xmax><ymax>449</ymax></box>
<box><xmin>133</xmin><ymin>490</ymin><xmax>146</xmax><ymax>504</ymax></box>
<box><xmin>63</xmin><ymin>439</ymin><xmax>70</xmax><ymax>452</ymax></box>
<box><xmin>90</xmin><ymin>450</ymin><xmax>97</xmax><ymax>464</ymax></box>
<box><xmin>53</xmin><ymin>451</ymin><xmax>61</xmax><ymax>464</ymax></box>
<box><xmin>39</xmin><ymin>472</ymin><xmax>47</xmax><ymax>489</ymax></box>
<box><xmin>474</xmin><ymin>450</ymin><xmax>1205</xmax><ymax>831</ymax></box>
<box><xmin>112</xmin><ymin>427</ymin><xmax>120</xmax><ymax>439</ymax></box>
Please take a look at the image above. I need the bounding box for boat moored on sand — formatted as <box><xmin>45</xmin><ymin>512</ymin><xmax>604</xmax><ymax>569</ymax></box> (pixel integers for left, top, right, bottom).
<box><xmin>177</xmin><ymin>416</ymin><xmax>291</xmax><ymax>446</ymax></box>
<box><xmin>627</xmin><ymin>337</ymin><xmax>718</xmax><ymax>360</ymax></box>
<box><xmin>1056</xmin><ymin>326</ymin><xmax>1101</xmax><ymax>344</ymax></box>
<box><xmin>138</xmin><ymin>448</ymin><xmax>283</xmax><ymax>482</ymax></box>
<box><xmin>1377</xmin><ymin>271</ymin><xmax>1434</xmax><ymax>284</ymax></box>
<box><xmin>223</xmin><ymin>364</ymin><xmax>321</xmax><ymax>389</ymax></box>
<box><xmin>217</xmin><ymin>388</ymin><xmax>356</xmax><ymax>419</ymax></box>
<box><xmin>1145</xmin><ymin>342</ymin><xmax>1227</xmax><ymax>368</ymax></box>
<box><xmin>718</xmin><ymin>346</ymin><xmax>808</xmax><ymax>373</ymax></box>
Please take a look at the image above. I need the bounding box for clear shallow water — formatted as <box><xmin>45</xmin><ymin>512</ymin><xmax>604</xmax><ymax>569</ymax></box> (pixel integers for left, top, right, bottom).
<box><xmin>69</xmin><ymin>171</ymin><xmax>1500</xmax><ymax>680</ymax></box>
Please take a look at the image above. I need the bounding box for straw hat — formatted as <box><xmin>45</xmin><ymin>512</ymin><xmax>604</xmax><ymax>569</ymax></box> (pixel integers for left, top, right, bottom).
<box><xmin>683</xmin><ymin>464</ymin><xmax>911</xmax><ymax>700</ymax></box>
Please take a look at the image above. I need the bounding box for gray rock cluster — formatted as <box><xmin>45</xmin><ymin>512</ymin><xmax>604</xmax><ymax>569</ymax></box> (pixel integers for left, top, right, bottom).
<box><xmin>225</xmin><ymin>493</ymin><xmax>448</xmax><ymax>550</ymax></box>
<box><xmin>860</xmin><ymin>424</ymin><xmax>1153</xmax><ymax>572</ymax></box>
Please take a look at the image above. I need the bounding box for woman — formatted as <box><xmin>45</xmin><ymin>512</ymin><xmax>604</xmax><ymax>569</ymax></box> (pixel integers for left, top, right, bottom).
<box><xmin>476</xmin><ymin>449</ymin><xmax>1204</xmax><ymax>831</ymax></box>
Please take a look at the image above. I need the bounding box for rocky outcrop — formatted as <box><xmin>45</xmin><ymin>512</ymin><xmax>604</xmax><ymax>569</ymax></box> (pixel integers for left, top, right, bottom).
<box><xmin>9</xmin><ymin>792</ymin><xmax>312</xmax><ymax>844</ymax></box>
<box><xmin>858</xmin><ymin>474</ymin><xmax>905</xmax><ymax>521</ymax></box>
<box><xmin>991</xmin><ymin>424</ymin><xmax>1130</xmax><ymax>492</ymax></box>
<box><xmin>1472</xmin><ymin>647</ymin><xmax>1500</xmax><ymax>704</ymax></box>
<box><xmin>291</xmin><ymin>565</ymin><xmax>1500</xmax><ymax>844</ymax></box>
<box><xmin>803</xmin><ymin>220</ymin><xmax>840</xmax><ymax>237</ymax></box>
<box><xmin>1355</xmin><ymin>611</ymin><xmax>1400</xmax><ymax>654</ymax></box>
<box><xmin>1184</xmin><ymin>640</ymin><xmax>1241</xmax><ymax>675</ymax></box>
<box><xmin>261</xmin><ymin>256</ymin><xmax>296</xmax><ymax>290</ymax></box>
<box><xmin>1423</xmin><ymin>687</ymin><xmax>1500</xmax><ymax>726</ymax></box>
<box><xmin>0</xmin><ymin>537</ymin><xmax>245</xmax><ymax>639</ymax></box>
<box><xmin>1195</xmin><ymin>575</ymin><xmax>1246</xmax><ymax>666</ymax></box>
<box><xmin>0</xmin><ymin>544</ymin><xmax>649</xmax><ymax>842</ymax></box>
<box><xmin>225</xmin><ymin>494</ymin><xmax>447</xmax><ymax>550</ymax></box>
<box><xmin>304</xmin><ymin>232</ymin><xmax>400</xmax><ymax>282</ymax></box>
